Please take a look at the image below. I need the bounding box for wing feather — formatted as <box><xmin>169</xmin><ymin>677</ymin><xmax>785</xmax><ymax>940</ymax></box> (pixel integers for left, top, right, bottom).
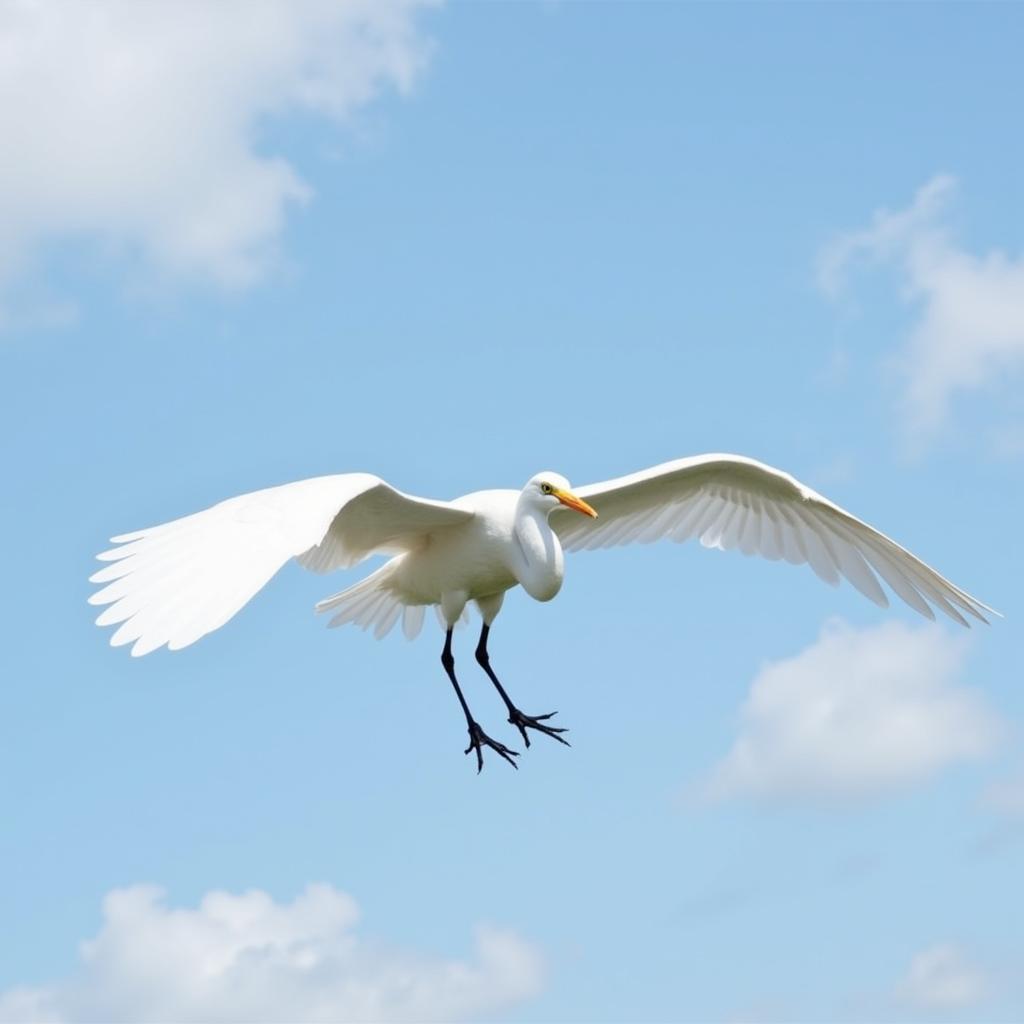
<box><xmin>667</xmin><ymin>495</ymin><xmax>705</xmax><ymax>542</ymax></box>
<box><xmin>554</xmin><ymin>453</ymin><xmax>994</xmax><ymax>626</ymax></box>
<box><xmin>792</xmin><ymin>507</ymin><xmax>841</xmax><ymax>586</ymax></box>
<box><xmin>818</xmin><ymin>525</ymin><xmax>888</xmax><ymax>608</ymax></box>
<box><xmin>854</xmin><ymin>536</ymin><xmax>937</xmax><ymax>620</ymax></box>
<box><xmin>640</xmin><ymin>504</ymin><xmax>682</xmax><ymax>544</ymax></box>
<box><xmin>702</xmin><ymin>495</ymin><xmax>739</xmax><ymax>551</ymax></box>
<box><xmin>695</xmin><ymin>493</ymin><xmax>730</xmax><ymax>548</ymax></box>
<box><xmin>720</xmin><ymin>497</ymin><xmax>749</xmax><ymax>553</ymax></box>
<box><xmin>402</xmin><ymin>605</ymin><xmax>426</xmax><ymax>641</ymax></box>
<box><xmin>91</xmin><ymin>474</ymin><xmax>472</xmax><ymax>656</ymax></box>
<box><xmin>775</xmin><ymin>507</ymin><xmax>806</xmax><ymax>565</ymax></box>
<box><xmin>737</xmin><ymin>501</ymin><xmax>762</xmax><ymax>557</ymax></box>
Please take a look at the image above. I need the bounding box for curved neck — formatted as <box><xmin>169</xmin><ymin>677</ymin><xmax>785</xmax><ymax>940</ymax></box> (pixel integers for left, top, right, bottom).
<box><xmin>511</xmin><ymin>499</ymin><xmax>565</xmax><ymax>602</ymax></box>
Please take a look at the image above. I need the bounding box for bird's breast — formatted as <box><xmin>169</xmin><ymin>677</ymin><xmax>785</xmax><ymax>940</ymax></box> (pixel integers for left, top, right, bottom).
<box><xmin>393</xmin><ymin>517</ymin><xmax>519</xmax><ymax>604</ymax></box>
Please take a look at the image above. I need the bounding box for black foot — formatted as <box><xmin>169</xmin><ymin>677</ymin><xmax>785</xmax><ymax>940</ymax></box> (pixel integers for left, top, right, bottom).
<box><xmin>465</xmin><ymin>721</ymin><xmax>519</xmax><ymax>773</ymax></box>
<box><xmin>507</xmin><ymin>708</ymin><xmax>571</xmax><ymax>749</ymax></box>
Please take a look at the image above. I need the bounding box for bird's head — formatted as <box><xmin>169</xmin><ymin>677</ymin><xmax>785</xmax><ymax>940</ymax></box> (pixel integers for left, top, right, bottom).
<box><xmin>524</xmin><ymin>472</ymin><xmax>598</xmax><ymax>519</ymax></box>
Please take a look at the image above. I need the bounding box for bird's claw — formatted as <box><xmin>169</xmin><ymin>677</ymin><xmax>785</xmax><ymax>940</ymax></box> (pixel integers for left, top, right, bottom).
<box><xmin>465</xmin><ymin>722</ymin><xmax>519</xmax><ymax>772</ymax></box>
<box><xmin>507</xmin><ymin>708</ymin><xmax>571</xmax><ymax>748</ymax></box>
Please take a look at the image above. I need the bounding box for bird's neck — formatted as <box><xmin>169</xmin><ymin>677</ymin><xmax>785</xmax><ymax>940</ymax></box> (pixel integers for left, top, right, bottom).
<box><xmin>512</xmin><ymin>503</ymin><xmax>565</xmax><ymax>602</ymax></box>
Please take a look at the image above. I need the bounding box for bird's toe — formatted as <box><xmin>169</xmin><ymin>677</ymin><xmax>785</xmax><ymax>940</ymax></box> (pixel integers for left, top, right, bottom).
<box><xmin>507</xmin><ymin>708</ymin><xmax>571</xmax><ymax>748</ymax></box>
<box><xmin>464</xmin><ymin>722</ymin><xmax>519</xmax><ymax>771</ymax></box>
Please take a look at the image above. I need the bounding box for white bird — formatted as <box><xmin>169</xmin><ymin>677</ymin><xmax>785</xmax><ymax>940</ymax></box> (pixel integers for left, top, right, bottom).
<box><xmin>91</xmin><ymin>453</ymin><xmax>995</xmax><ymax>770</ymax></box>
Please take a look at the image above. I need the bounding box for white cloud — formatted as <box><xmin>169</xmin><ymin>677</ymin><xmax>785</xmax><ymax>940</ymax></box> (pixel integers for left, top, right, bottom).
<box><xmin>0</xmin><ymin>883</ymin><xmax>544</xmax><ymax>1023</ymax></box>
<box><xmin>820</xmin><ymin>175</ymin><xmax>1024</xmax><ymax>444</ymax></box>
<box><xmin>896</xmin><ymin>944</ymin><xmax>989</xmax><ymax>1011</ymax></box>
<box><xmin>704</xmin><ymin>619</ymin><xmax>1001</xmax><ymax>803</ymax></box>
<box><xmin>0</xmin><ymin>0</ymin><xmax>435</xmax><ymax>301</ymax></box>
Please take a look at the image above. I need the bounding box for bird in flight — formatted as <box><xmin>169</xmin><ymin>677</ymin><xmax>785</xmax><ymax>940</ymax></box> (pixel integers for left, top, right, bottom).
<box><xmin>91</xmin><ymin>454</ymin><xmax>994</xmax><ymax>771</ymax></box>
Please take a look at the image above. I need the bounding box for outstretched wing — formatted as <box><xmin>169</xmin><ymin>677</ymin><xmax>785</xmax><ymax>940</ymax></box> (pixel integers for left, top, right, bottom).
<box><xmin>553</xmin><ymin>454</ymin><xmax>995</xmax><ymax>626</ymax></box>
<box><xmin>90</xmin><ymin>474</ymin><xmax>472</xmax><ymax>656</ymax></box>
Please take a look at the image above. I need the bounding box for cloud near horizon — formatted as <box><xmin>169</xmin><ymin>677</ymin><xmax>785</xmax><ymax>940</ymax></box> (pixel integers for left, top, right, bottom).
<box><xmin>0</xmin><ymin>0</ymin><xmax>437</xmax><ymax>312</ymax></box>
<box><xmin>703</xmin><ymin>619</ymin><xmax>1001</xmax><ymax>803</ymax></box>
<box><xmin>0</xmin><ymin>883</ymin><xmax>544</xmax><ymax>1023</ymax></box>
<box><xmin>819</xmin><ymin>175</ymin><xmax>1024</xmax><ymax>447</ymax></box>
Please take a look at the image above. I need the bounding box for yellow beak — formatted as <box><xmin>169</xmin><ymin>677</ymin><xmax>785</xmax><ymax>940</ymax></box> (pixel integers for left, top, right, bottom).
<box><xmin>553</xmin><ymin>487</ymin><xmax>598</xmax><ymax>518</ymax></box>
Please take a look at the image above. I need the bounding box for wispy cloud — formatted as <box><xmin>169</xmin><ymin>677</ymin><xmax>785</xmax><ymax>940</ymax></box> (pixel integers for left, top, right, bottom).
<box><xmin>819</xmin><ymin>176</ymin><xmax>1024</xmax><ymax>447</ymax></box>
<box><xmin>980</xmin><ymin>768</ymin><xmax>1024</xmax><ymax>818</ymax></box>
<box><xmin>896</xmin><ymin>943</ymin><xmax>989</xmax><ymax>1012</ymax></box>
<box><xmin>0</xmin><ymin>0</ymin><xmax>436</xmax><ymax>310</ymax></box>
<box><xmin>0</xmin><ymin>883</ymin><xmax>544</xmax><ymax>1023</ymax></box>
<box><xmin>703</xmin><ymin>619</ymin><xmax>1001</xmax><ymax>803</ymax></box>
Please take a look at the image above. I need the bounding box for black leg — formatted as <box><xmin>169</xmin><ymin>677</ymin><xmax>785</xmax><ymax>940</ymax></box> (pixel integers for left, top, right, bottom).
<box><xmin>475</xmin><ymin>624</ymin><xmax>570</xmax><ymax>749</ymax></box>
<box><xmin>440</xmin><ymin>629</ymin><xmax>518</xmax><ymax>772</ymax></box>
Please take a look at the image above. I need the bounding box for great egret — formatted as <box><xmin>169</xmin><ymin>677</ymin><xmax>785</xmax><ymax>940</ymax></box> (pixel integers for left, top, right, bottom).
<box><xmin>91</xmin><ymin>454</ymin><xmax>994</xmax><ymax>770</ymax></box>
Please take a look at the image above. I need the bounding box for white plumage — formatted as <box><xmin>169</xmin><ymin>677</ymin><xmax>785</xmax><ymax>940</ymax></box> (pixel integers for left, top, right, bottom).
<box><xmin>557</xmin><ymin>454</ymin><xmax>993</xmax><ymax>626</ymax></box>
<box><xmin>91</xmin><ymin>453</ymin><xmax>993</xmax><ymax>658</ymax></box>
<box><xmin>90</xmin><ymin>453</ymin><xmax>995</xmax><ymax>768</ymax></box>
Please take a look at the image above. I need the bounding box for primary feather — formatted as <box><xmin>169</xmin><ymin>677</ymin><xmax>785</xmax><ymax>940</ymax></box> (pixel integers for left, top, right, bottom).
<box><xmin>553</xmin><ymin>454</ymin><xmax>994</xmax><ymax>626</ymax></box>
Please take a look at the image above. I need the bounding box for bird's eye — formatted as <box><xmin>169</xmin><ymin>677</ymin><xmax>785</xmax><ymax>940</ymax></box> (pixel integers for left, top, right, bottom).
<box><xmin>541</xmin><ymin>483</ymin><xmax>552</xmax><ymax>494</ymax></box>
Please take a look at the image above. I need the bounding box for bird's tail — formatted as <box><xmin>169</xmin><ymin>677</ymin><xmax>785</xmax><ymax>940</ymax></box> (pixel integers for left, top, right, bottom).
<box><xmin>315</xmin><ymin>561</ymin><xmax>426</xmax><ymax>641</ymax></box>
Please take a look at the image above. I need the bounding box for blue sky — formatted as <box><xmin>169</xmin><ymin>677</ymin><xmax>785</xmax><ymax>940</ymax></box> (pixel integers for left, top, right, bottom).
<box><xmin>1</xmin><ymin>3</ymin><xmax>1023</xmax><ymax>1021</ymax></box>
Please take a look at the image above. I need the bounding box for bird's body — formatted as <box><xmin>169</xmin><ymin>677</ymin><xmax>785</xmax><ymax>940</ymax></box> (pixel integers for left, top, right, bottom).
<box><xmin>91</xmin><ymin>453</ymin><xmax>996</xmax><ymax>770</ymax></box>
<box><xmin>322</xmin><ymin>485</ymin><xmax>568</xmax><ymax>639</ymax></box>
<box><xmin>390</xmin><ymin>489</ymin><xmax>537</xmax><ymax>607</ymax></box>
